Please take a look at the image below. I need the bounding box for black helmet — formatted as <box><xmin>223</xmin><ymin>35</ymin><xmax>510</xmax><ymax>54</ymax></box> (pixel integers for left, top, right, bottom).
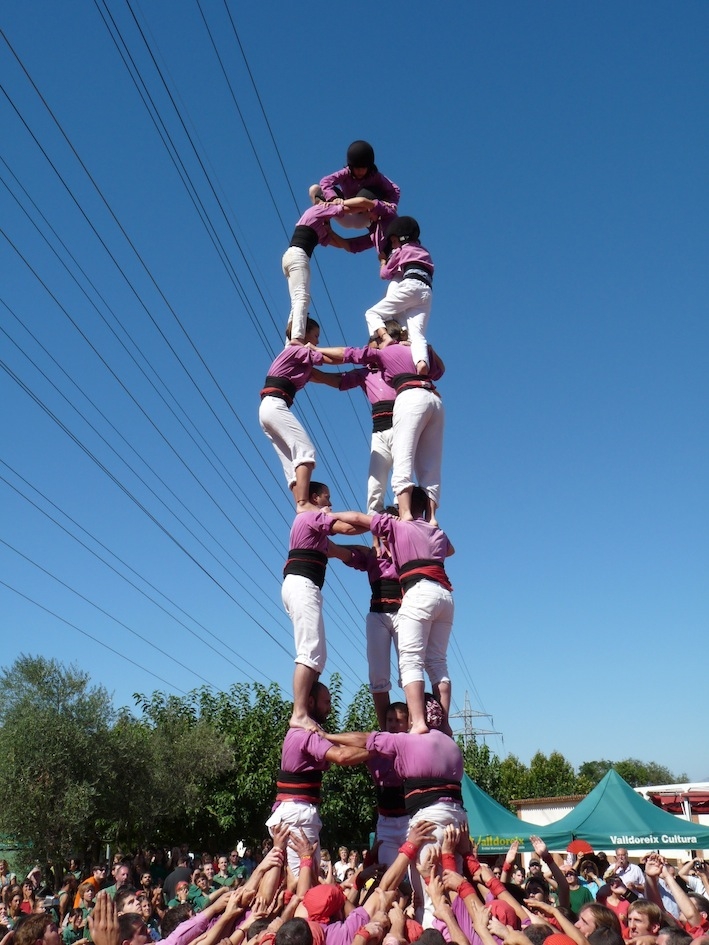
<box><xmin>347</xmin><ymin>140</ymin><xmax>375</xmax><ymax>169</ymax></box>
<box><xmin>385</xmin><ymin>215</ymin><xmax>420</xmax><ymax>244</ymax></box>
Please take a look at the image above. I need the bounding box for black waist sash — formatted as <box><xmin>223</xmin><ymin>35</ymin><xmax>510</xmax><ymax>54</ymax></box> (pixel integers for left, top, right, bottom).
<box><xmin>404</xmin><ymin>776</ymin><xmax>463</xmax><ymax>814</ymax></box>
<box><xmin>399</xmin><ymin>558</ymin><xmax>452</xmax><ymax>593</ymax></box>
<box><xmin>261</xmin><ymin>375</ymin><xmax>297</xmax><ymax>407</ymax></box>
<box><xmin>390</xmin><ymin>373</ymin><xmax>439</xmax><ymax>396</ymax></box>
<box><xmin>377</xmin><ymin>784</ymin><xmax>407</xmax><ymax>817</ymax></box>
<box><xmin>371</xmin><ymin>399</ymin><xmax>395</xmax><ymax>433</ymax></box>
<box><xmin>402</xmin><ymin>263</ymin><xmax>433</xmax><ymax>287</ymax></box>
<box><xmin>370</xmin><ymin>577</ymin><xmax>402</xmax><ymax>613</ymax></box>
<box><xmin>284</xmin><ymin>548</ymin><xmax>328</xmax><ymax>589</ymax></box>
<box><xmin>276</xmin><ymin>768</ymin><xmax>323</xmax><ymax>804</ymax></box>
<box><xmin>290</xmin><ymin>225</ymin><xmax>319</xmax><ymax>257</ymax></box>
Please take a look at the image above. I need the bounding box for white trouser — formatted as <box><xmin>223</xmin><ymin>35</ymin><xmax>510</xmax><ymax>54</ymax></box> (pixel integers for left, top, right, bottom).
<box><xmin>367</xmin><ymin>427</ymin><xmax>394</xmax><ymax>512</ymax></box>
<box><xmin>397</xmin><ymin>579</ymin><xmax>454</xmax><ymax>688</ymax></box>
<box><xmin>259</xmin><ymin>396</ymin><xmax>316</xmax><ymax>488</ymax></box>
<box><xmin>410</xmin><ymin>801</ymin><xmax>466</xmax><ymax>926</ymax></box>
<box><xmin>266</xmin><ymin>800</ymin><xmax>322</xmax><ymax>877</ymax></box>
<box><xmin>375</xmin><ymin>813</ymin><xmax>409</xmax><ymax>869</ymax></box>
<box><xmin>282</xmin><ymin>574</ymin><xmax>326</xmax><ymax>672</ymax></box>
<box><xmin>366</xmin><ymin>611</ymin><xmax>399</xmax><ymax>692</ymax></box>
<box><xmin>282</xmin><ymin>246</ymin><xmax>311</xmax><ymax>341</ymax></box>
<box><xmin>391</xmin><ymin>389</ymin><xmax>444</xmax><ymax>507</ymax></box>
<box><xmin>364</xmin><ymin>278</ymin><xmax>432</xmax><ymax>368</ymax></box>
<box><xmin>337</xmin><ymin>212</ymin><xmax>370</xmax><ymax>230</ymax></box>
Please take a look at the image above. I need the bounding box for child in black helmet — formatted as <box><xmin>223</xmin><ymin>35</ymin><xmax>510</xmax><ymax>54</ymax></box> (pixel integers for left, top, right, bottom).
<box><xmin>364</xmin><ymin>215</ymin><xmax>434</xmax><ymax>375</ymax></box>
<box><xmin>309</xmin><ymin>140</ymin><xmax>400</xmax><ymax>233</ymax></box>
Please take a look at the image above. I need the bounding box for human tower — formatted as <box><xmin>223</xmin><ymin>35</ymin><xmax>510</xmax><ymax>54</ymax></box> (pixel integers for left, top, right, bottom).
<box><xmin>258</xmin><ymin>140</ymin><xmax>455</xmax><ymax>739</ymax></box>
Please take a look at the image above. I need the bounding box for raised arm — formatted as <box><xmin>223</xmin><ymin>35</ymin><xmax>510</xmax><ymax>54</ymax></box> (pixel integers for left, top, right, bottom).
<box><xmin>530</xmin><ymin>835</ymin><xmax>569</xmax><ymax>909</ymax></box>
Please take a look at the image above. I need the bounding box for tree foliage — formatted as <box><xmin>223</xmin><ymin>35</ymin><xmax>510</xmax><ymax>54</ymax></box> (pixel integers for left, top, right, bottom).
<box><xmin>0</xmin><ymin>655</ymin><xmax>691</xmax><ymax>859</ymax></box>
<box><xmin>579</xmin><ymin>758</ymin><xmax>688</xmax><ymax>788</ymax></box>
<box><xmin>0</xmin><ymin>655</ymin><xmax>115</xmax><ymax>867</ymax></box>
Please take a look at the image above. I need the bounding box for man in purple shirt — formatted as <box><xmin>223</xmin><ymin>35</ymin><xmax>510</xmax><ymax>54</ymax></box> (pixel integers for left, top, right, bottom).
<box><xmin>365</xmin><ymin>216</ymin><xmax>434</xmax><ymax>376</ymax></box>
<box><xmin>310</xmin><ymin>320</ymin><xmax>403</xmax><ymax>514</ymax></box>
<box><xmin>315</xmin><ymin>339</ymin><xmax>445</xmax><ymax>524</ymax></box>
<box><xmin>259</xmin><ymin>319</ymin><xmax>324</xmax><ymax>513</ymax></box>
<box><xmin>282</xmin><ymin>482</ymin><xmax>367</xmax><ymax>728</ymax></box>
<box><xmin>265</xmin><ymin>682</ymin><xmax>369</xmax><ymax>877</ymax></box>
<box><xmin>326</xmin><ymin>488</ymin><xmax>454</xmax><ymax>735</ymax></box>
<box><xmin>335</xmin><ymin>536</ymin><xmax>402</xmax><ymax>729</ymax></box>
<box><xmin>366</xmin><ymin>701</ymin><xmax>409</xmax><ymax>868</ymax></box>
<box><xmin>322</xmin><ymin>696</ymin><xmax>465</xmax><ymax>927</ymax></box>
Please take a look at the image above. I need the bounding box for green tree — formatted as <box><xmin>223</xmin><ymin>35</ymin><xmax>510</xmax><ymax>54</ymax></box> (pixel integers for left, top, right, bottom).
<box><xmin>527</xmin><ymin>751</ymin><xmax>579</xmax><ymax>798</ymax></box>
<box><xmin>320</xmin><ymin>680</ymin><xmax>377</xmax><ymax>850</ymax></box>
<box><xmin>460</xmin><ymin>738</ymin><xmax>502</xmax><ymax>800</ymax></box>
<box><xmin>132</xmin><ymin>683</ymin><xmax>285</xmax><ymax>846</ymax></box>
<box><xmin>109</xmin><ymin>692</ymin><xmax>235</xmax><ymax>849</ymax></box>
<box><xmin>579</xmin><ymin>758</ymin><xmax>688</xmax><ymax>788</ymax></box>
<box><xmin>0</xmin><ymin>655</ymin><xmax>116</xmax><ymax>867</ymax></box>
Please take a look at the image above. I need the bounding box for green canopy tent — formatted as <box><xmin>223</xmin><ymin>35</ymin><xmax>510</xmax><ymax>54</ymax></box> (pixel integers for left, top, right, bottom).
<box><xmin>462</xmin><ymin>774</ymin><xmax>538</xmax><ymax>853</ymax></box>
<box><xmin>536</xmin><ymin>770</ymin><xmax>709</xmax><ymax>851</ymax></box>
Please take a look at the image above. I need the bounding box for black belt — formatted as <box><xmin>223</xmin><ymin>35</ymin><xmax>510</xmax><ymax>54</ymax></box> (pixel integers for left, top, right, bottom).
<box><xmin>404</xmin><ymin>777</ymin><xmax>463</xmax><ymax>814</ymax></box>
<box><xmin>371</xmin><ymin>399</ymin><xmax>394</xmax><ymax>433</ymax></box>
<box><xmin>391</xmin><ymin>373</ymin><xmax>438</xmax><ymax>395</ymax></box>
<box><xmin>284</xmin><ymin>549</ymin><xmax>328</xmax><ymax>589</ymax></box>
<box><xmin>261</xmin><ymin>375</ymin><xmax>297</xmax><ymax>407</ymax></box>
<box><xmin>289</xmin><ymin>225</ymin><xmax>319</xmax><ymax>257</ymax></box>
<box><xmin>402</xmin><ymin>267</ymin><xmax>433</xmax><ymax>288</ymax></box>
<box><xmin>276</xmin><ymin>768</ymin><xmax>323</xmax><ymax>804</ymax></box>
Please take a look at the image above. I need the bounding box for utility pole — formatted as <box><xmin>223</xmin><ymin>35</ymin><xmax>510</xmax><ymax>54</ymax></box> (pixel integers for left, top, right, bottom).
<box><xmin>450</xmin><ymin>691</ymin><xmax>501</xmax><ymax>747</ymax></box>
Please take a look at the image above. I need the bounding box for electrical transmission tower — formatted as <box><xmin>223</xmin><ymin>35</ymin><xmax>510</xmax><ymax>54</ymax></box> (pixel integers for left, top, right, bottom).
<box><xmin>450</xmin><ymin>691</ymin><xmax>502</xmax><ymax>747</ymax></box>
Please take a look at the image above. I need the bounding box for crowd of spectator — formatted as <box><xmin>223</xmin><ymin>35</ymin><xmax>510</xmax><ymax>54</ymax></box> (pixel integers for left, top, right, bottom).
<box><xmin>1</xmin><ymin>837</ymin><xmax>708</xmax><ymax>945</ymax></box>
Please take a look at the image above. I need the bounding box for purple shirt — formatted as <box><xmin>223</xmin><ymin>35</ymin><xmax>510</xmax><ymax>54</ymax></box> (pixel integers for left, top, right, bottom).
<box><xmin>338</xmin><ymin>367</ymin><xmax>397</xmax><ymax>406</ymax></box>
<box><xmin>265</xmin><ymin>346</ymin><xmax>324</xmax><ymax>390</ymax></box>
<box><xmin>280</xmin><ymin>727</ymin><xmax>332</xmax><ymax>773</ymax></box>
<box><xmin>287</xmin><ymin>511</ymin><xmax>335</xmax><ymax>553</ymax></box>
<box><xmin>295</xmin><ymin>203</ymin><xmax>347</xmax><ymax>247</ymax></box>
<box><xmin>342</xmin><ymin>344</ymin><xmax>445</xmax><ymax>385</ymax></box>
<box><xmin>367</xmin><ymin>751</ymin><xmax>403</xmax><ymax>790</ymax></box>
<box><xmin>381</xmin><ymin>242</ymin><xmax>434</xmax><ymax>281</ymax></box>
<box><xmin>323</xmin><ymin>906</ymin><xmax>370</xmax><ymax>945</ymax></box>
<box><xmin>346</xmin><ymin>545</ymin><xmax>399</xmax><ymax>583</ymax></box>
<box><xmin>369</xmin><ymin>515</ymin><xmax>451</xmax><ymax>572</ymax></box>
<box><xmin>320</xmin><ymin>167</ymin><xmax>400</xmax><ymax>204</ymax></box>
<box><xmin>161</xmin><ymin>911</ymin><xmax>212</xmax><ymax>945</ymax></box>
<box><xmin>365</xmin><ymin>730</ymin><xmax>463</xmax><ymax>782</ymax></box>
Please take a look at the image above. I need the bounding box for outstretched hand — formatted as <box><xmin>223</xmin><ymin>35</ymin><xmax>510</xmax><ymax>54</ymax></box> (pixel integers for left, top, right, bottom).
<box><xmin>89</xmin><ymin>893</ymin><xmax>119</xmax><ymax>945</ymax></box>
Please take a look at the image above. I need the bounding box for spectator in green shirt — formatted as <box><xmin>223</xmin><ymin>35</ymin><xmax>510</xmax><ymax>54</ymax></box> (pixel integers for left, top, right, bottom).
<box><xmin>61</xmin><ymin>909</ymin><xmax>88</xmax><ymax>945</ymax></box>
<box><xmin>211</xmin><ymin>859</ymin><xmax>234</xmax><ymax>890</ymax></box>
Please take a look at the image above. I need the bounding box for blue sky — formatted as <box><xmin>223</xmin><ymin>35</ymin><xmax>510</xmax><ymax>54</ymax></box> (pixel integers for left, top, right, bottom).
<box><xmin>2</xmin><ymin>2</ymin><xmax>707</xmax><ymax>781</ymax></box>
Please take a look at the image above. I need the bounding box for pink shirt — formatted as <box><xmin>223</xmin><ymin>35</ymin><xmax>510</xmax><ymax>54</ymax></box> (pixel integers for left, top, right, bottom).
<box><xmin>365</xmin><ymin>730</ymin><xmax>463</xmax><ymax>781</ymax></box>
<box><xmin>287</xmin><ymin>511</ymin><xmax>335</xmax><ymax>553</ymax></box>
<box><xmin>338</xmin><ymin>367</ymin><xmax>397</xmax><ymax>405</ymax></box>
<box><xmin>266</xmin><ymin>346</ymin><xmax>324</xmax><ymax>390</ymax></box>
<box><xmin>381</xmin><ymin>243</ymin><xmax>434</xmax><ymax>281</ymax></box>
<box><xmin>319</xmin><ymin>167</ymin><xmax>400</xmax><ymax>204</ymax></box>
<box><xmin>369</xmin><ymin>515</ymin><xmax>451</xmax><ymax>571</ymax></box>
<box><xmin>343</xmin><ymin>343</ymin><xmax>445</xmax><ymax>385</ymax></box>
<box><xmin>347</xmin><ymin>546</ymin><xmax>399</xmax><ymax>582</ymax></box>
<box><xmin>280</xmin><ymin>728</ymin><xmax>332</xmax><ymax>773</ymax></box>
<box><xmin>295</xmin><ymin>203</ymin><xmax>347</xmax><ymax>246</ymax></box>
